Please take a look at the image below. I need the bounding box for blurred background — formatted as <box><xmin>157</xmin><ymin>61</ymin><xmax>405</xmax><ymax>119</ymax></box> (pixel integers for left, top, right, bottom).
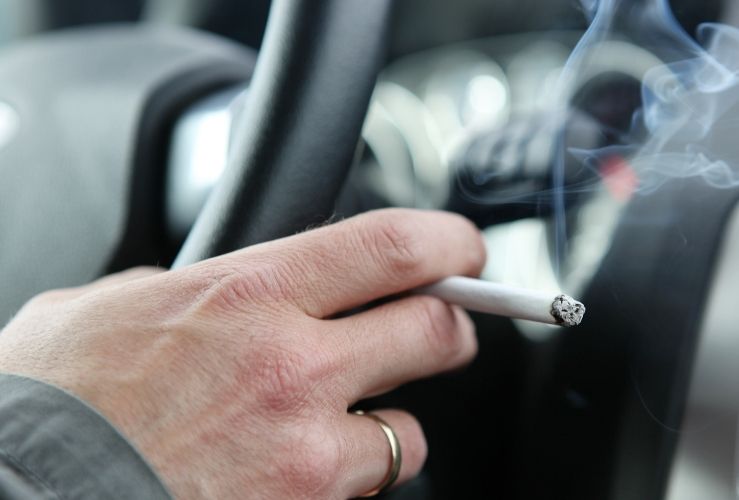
<box><xmin>1</xmin><ymin>0</ymin><xmax>739</xmax><ymax>499</ymax></box>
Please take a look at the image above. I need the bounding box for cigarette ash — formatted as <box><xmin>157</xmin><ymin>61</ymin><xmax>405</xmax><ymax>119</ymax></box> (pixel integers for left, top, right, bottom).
<box><xmin>551</xmin><ymin>295</ymin><xmax>586</xmax><ymax>327</ymax></box>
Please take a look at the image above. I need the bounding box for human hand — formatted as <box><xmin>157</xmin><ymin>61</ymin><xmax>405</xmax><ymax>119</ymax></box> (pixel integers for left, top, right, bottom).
<box><xmin>0</xmin><ymin>209</ymin><xmax>486</xmax><ymax>499</ymax></box>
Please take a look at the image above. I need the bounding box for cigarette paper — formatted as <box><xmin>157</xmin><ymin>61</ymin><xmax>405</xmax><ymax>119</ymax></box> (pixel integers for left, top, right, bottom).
<box><xmin>417</xmin><ymin>276</ymin><xmax>585</xmax><ymax>326</ymax></box>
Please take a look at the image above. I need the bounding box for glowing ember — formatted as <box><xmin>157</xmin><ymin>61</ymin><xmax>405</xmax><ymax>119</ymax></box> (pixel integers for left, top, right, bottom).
<box><xmin>600</xmin><ymin>155</ymin><xmax>638</xmax><ymax>201</ymax></box>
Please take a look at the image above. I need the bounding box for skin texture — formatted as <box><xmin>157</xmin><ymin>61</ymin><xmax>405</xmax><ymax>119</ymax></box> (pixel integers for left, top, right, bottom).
<box><xmin>0</xmin><ymin>209</ymin><xmax>486</xmax><ymax>500</ymax></box>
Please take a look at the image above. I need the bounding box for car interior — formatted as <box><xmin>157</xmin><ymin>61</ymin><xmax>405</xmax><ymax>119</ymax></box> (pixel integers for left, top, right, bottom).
<box><xmin>1</xmin><ymin>1</ymin><xmax>738</xmax><ymax>498</ymax></box>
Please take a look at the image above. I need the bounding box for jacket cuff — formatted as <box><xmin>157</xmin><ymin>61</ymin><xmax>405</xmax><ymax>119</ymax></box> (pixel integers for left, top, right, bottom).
<box><xmin>0</xmin><ymin>373</ymin><xmax>171</xmax><ymax>499</ymax></box>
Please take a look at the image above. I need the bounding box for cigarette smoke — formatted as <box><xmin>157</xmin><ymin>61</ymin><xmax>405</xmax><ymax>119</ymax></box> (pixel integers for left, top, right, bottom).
<box><xmin>557</xmin><ymin>0</ymin><xmax>739</xmax><ymax>268</ymax></box>
<box><xmin>546</xmin><ymin>0</ymin><xmax>739</xmax><ymax>434</ymax></box>
<box><xmin>573</xmin><ymin>17</ymin><xmax>739</xmax><ymax>194</ymax></box>
<box><xmin>452</xmin><ymin>0</ymin><xmax>739</xmax><ymax>277</ymax></box>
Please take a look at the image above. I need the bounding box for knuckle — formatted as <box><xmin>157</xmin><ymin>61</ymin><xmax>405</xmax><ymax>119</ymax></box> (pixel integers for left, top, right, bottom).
<box><xmin>249</xmin><ymin>346</ymin><xmax>315</xmax><ymax>417</ymax></box>
<box><xmin>26</xmin><ymin>291</ymin><xmax>54</xmax><ymax>307</ymax></box>
<box><xmin>363</xmin><ymin>210</ymin><xmax>424</xmax><ymax>279</ymax></box>
<box><xmin>25</xmin><ymin>289</ymin><xmax>68</xmax><ymax>308</ymax></box>
<box><xmin>120</xmin><ymin>266</ymin><xmax>163</xmax><ymax>280</ymax></box>
<box><xmin>279</xmin><ymin>427</ymin><xmax>342</xmax><ymax>496</ymax></box>
<box><xmin>414</xmin><ymin>297</ymin><xmax>466</xmax><ymax>359</ymax></box>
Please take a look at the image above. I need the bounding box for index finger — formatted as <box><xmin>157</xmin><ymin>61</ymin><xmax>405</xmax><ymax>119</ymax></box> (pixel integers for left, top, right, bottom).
<box><xmin>224</xmin><ymin>209</ymin><xmax>486</xmax><ymax>318</ymax></box>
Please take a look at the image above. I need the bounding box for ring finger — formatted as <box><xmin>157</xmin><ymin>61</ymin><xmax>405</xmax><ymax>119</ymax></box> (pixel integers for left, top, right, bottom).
<box><xmin>339</xmin><ymin>409</ymin><xmax>427</xmax><ymax>499</ymax></box>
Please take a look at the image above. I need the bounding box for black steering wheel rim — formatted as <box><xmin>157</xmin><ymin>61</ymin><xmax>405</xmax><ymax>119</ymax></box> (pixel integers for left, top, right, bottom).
<box><xmin>174</xmin><ymin>0</ymin><xmax>393</xmax><ymax>267</ymax></box>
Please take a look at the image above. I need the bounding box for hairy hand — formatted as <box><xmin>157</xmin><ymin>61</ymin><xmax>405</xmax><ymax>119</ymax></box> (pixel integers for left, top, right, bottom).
<box><xmin>0</xmin><ymin>209</ymin><xmax>486</xmax><ymax>499</ymax></box>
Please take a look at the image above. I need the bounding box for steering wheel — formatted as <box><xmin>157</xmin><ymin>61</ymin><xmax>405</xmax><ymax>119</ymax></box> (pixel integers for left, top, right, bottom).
<box><xmin>0</xmin><ymin>0</ymin><xmax>391</xmax><ymax>318</ymax></box>
<box><xmin>173</xmin><ymin>0</ymin><xmax>393</xmax><ymax>265</ymax></box>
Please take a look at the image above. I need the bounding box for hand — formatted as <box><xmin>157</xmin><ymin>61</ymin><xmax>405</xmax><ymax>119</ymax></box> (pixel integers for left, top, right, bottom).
<box><xmin>0</xmin><ymin>209</ymin><xmax>486</xmax><ymax>499</ymax></box>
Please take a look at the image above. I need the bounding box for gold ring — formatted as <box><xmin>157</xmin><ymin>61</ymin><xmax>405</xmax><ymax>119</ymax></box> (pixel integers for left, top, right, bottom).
<box><xmin>353</xmin><ymin>410</ymin><xmax>402</xmax><ymax>497</ymax></box>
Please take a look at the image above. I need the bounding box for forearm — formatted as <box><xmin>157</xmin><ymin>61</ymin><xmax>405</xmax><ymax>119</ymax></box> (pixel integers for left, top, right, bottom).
<box><xmin>0</xmin><ymin>373</ymin><xmax>171</xmax><ymax>500</ymax></box>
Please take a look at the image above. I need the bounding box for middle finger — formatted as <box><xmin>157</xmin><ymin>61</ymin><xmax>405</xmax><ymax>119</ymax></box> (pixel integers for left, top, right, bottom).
<box><xmin>323</xmin><ymin>294</ymin><xmax>478</xmax><ymax>404</ymax></box>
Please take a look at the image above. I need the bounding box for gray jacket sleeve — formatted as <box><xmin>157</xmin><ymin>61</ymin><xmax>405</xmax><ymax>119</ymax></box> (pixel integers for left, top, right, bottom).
<box><xmin>0</xmin><ymin>373</ymin><xmax>172</xmax><ymax>499</ymax></box>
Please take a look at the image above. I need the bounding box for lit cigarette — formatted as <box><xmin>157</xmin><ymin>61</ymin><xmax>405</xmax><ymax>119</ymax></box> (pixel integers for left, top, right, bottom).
<box><xmin>417</xmin><ymin>276</ymin><xmax>585</xmax><ymax>326</ymax></box>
